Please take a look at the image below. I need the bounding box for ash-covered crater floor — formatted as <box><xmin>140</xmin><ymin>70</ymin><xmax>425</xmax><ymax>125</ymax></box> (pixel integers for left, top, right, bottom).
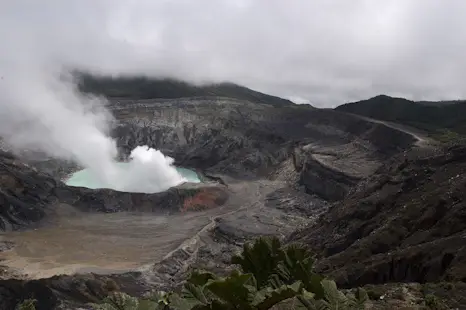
<box><xmin>0</xmin><ymin>96</ymin><xmax>425</xmax><ymax>307</ymax></box>
<box><xmin>0</xmin><ymin>154</ymin><xmax>228</xmax><ymax>279</ymax></box>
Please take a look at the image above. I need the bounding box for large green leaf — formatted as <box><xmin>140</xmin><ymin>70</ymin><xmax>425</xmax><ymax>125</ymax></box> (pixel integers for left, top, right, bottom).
<box><xmin>276</xmin><ymin>262</ymin><xmax>323</xmax><ymax>299</ymax></box>
<box><xmin>307</xmin><ymin>274</ymin><xmax>325</xmax><ymax>300</ymax></box>
<box><xmin>231</xmin><ymin>237</ymin><xmax>283</xmax><ymax>289</ymax></box>
<box><xmin>267</xmin><ymin>273</ymin><xmax>285</xmax><ymax>289</ymax></box>
<box><xmin>253</xmin><ymin>281</ymin><xmax>303</xmax><ymax>310</ymax></box>
<box><xmin>16</xmin><ymin>300</ymin><xmax>37</xmax><ymax>310</ymax></box>
<box><xmin>170</xmin><ymin>290</ymin><xmax>207</xmax><ymax>310</ymax></box>
<box><xmin>346</xmin><ymin>287</ymin><xmax>368</xmax><ymax>310</ymax></box>
<box><xmin>276</xmin><ymin>244</ymin><xmax>321</xmax><ymax>296</ymax></box>
<box><xmin>321</xmin><ymin>280</ymin><xmax>349</xmax><ymax>308</ymax></box>
<box><xmin>91</xmin><ymin>292</ymin><xmax>140</xmax><ymax>310</ymax></box>
<box><xmin>187</xmin><ymin>270</ymin><xmax>217</xmax><ymax>286</ymax></box>
<box><xmin>170</xmin><ymin>279</ymin><xmax>212</xmax><ymax>310</ymax></box>
<box><xmin>206</xmin><ymin>271</ymin><xmax>257</xmax><ymax>309</ymax></box>
<box><xmin>282</xmin><ymin>245</ymin><xmax>315</xmax><ymax>269</ymax></box>
<box><xmin>137</xmin><ymin>299</ymin><xmax>167</xmax><ymax>310</ymax></box>
<box><xmin>183</xmin><ymin>282</ymin><xmax>210</xmax><ymax>305</ymax></box>
<box><xmin>190</xmin><ymin>300</ymin><xmax>231</xmax><ymax>310</ymax></box>
<box><xmin>354</xmin><ymin>287</ymin><xmax>368</xmax><ymax>304</ymax></box>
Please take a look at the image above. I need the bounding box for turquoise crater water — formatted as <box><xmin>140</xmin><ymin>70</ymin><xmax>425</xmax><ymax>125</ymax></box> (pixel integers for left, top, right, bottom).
<box><xmin>65</xmin><ymin>163</ymin><xmax>200</xmax><ymax>190</ymax></box>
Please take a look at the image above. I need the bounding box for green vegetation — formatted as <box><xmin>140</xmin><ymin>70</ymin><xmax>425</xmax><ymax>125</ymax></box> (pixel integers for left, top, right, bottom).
<box><xmin>16</xmin><ymin>299</ymin><xmax>36</xmax><ymax>310</ymax></box>
<box><xmin>336</xmin><ymin>94</ymin><xmax>466</xmax><ymax>141</ymax></box>
<box><xmin>85</xmin><ymin>237</ymin><xmax>367</xmax><ymax>310</ymax></box>
<box><xmin>423</xmin><ymin>294</ymin><xmax>448</xmax><ymax>310</ymax></box>
<box><xmin>429</xmin><ymin>129</ymin><xmax>466</xmax><ymax>144</ymax></box>
<box><xmin>75</xmin><ymin>72</ymin><xmax>292</xmax><ymax>106</ymax></box>
<box><xmin>421</xmin><ymin>283</ymin><xmax>450</xmax><ymax>310</ymax></box>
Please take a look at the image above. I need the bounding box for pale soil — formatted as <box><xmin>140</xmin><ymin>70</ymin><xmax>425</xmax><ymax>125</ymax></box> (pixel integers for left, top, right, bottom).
<box><xmin>0</xmin><ymin>179</ymin><xmax>302</xmax><ymax>280</ymax></box>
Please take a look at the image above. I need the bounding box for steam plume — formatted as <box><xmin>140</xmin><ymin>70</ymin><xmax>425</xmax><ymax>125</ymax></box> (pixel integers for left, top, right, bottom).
<box><xmin>0</xmin><ymin>2</ymin><xmax>186</xmax><ymax>191</ymax></box>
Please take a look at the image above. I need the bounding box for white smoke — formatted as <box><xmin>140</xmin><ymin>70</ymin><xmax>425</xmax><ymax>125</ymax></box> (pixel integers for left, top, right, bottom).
<box><xmin>0</xmin><ymin>69</ymin><xmax>115</xmax><ymax>181</ymax></box>
<box><xmin>0</xmin><ymin>65</ymin><xmax>185</xmax><ymax>191</ymax></box>
<box><xmin>64</xmin><ymin>146</ymin><xmax>186</xmax><ymax>193</ymax></box>
<box><xmin>113</xmin><ymin>146</ymin><xmax>186</xmax><ymax>193</ymax></box>
<box><xmin>0</xmin><ymin>4</ymin><xmax>185</xmax><ymax>192</ymax></box>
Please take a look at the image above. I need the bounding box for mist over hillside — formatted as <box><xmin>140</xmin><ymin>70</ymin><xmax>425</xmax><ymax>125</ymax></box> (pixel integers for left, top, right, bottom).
<box><xmin>76</xmin><ymin>72</ymin><xmax>294</xmax><ymax>106</ymax></box>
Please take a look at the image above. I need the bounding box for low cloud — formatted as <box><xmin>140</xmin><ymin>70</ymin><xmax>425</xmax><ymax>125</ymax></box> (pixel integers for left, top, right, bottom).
<box><xmin>2</xmin><ymin>0</ymin><xmax>466</xmax><ymax>109</ymax></box>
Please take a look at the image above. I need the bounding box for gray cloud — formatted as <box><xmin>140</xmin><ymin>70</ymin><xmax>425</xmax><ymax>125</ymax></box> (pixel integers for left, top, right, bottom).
<box><xmin>2</xmin><ymin>0</ymin><xmax>466</xmax><ymax>108</ymax></box>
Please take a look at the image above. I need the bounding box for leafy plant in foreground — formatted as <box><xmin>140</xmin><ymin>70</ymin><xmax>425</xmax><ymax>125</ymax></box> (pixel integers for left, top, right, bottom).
<box><xmin>168</xmin><ymin>269</ymin><xmax>304</xmax><ymax>310</ymax></box>
<box><xmin>89</xmin><ymin>237</ymin><xmax>367</xmax><ymax>309</ymax></box>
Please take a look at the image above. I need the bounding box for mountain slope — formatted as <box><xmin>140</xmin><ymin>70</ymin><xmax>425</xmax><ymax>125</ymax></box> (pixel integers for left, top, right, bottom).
<box><xmin>289</xmin><ymin>144</ymin><xmax>466</xmax><ymax>291</ymax></box>
<box><xmin>0</xmin><ymin>151</ymin><xmax>58</xmax><ymax>231</ymax></box>
<box><xmin>76</xmin><ymin>72</ymin><xmax>294</xmax><ymax>106</ymax></box>
<box><xmin>336</xmin><ymin>95</ymin><xmax>466</xmax><ymax>142</ymax></box>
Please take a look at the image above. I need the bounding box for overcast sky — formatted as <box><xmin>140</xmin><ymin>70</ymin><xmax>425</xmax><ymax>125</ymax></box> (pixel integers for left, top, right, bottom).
<box><xmin>2</xmin><ymin>0</ymin><xmax>466</xmax><ymax>107</ymax></box>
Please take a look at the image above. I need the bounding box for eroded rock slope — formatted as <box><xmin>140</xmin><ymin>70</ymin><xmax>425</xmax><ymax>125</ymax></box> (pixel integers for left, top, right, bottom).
<box><xmin>110</xmin><ymin>97</ymin><xmax>416</xmax><ymax>200</ymax></box>
<box><xmin>290</xmin><ymin>144</ymin><xmax>466</xmax><ymax>288</ymax></box>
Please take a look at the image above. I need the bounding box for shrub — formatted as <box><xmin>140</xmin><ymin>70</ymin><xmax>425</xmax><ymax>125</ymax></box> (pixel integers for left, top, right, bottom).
<box><xmin>16</xmin><ymin>299</ymin><xmax>37</xmax><ymax>310</ymax></box>
<box><xmin>91</xmin><ymin>237</ymin><xmax>367</xmax><ymax>310</ymax></box>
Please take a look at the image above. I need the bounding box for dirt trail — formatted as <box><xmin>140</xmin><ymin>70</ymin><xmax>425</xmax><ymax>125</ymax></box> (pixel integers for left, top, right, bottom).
<box><xmin>154</xmin><ymin>179</ymin><xmax>279</xmax><ymax>264</ymax></box>
<box><xmin>353</xmin><ymin>114</ymin><xmax>434</xmax><ymax>148</ymax></box>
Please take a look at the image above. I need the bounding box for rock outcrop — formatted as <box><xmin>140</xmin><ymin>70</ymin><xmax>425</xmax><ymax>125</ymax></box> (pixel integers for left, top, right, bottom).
<box><xmin>289</xmin><ymin>145</ymin><xmax>466</xmax><ymax>288</ymax></box>
<box><xmin>0</xmin><ymin>151</ymin><xmax>58</xmax><ymax>231</ymax></box>
<box><xmin>110</xmin><ymin>98</ymin><xmax>416</xmax><ymax>199</ymax></box>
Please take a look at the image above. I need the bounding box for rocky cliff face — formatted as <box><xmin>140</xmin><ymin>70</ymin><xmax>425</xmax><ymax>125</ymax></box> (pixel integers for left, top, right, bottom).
<box><xmin>110</xmin><ymin>98</ymin><xmax>416</xmax><ymax>200</ymax></box>
<box><xmin>0</xmin><ymin>151</ymin><xmax>58</xmax><ymax>231</ymax></box>
<box><xmin>289</xmin><ymin>144</ymin><xmax>466</xmax><ymax>288</ymax></box>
